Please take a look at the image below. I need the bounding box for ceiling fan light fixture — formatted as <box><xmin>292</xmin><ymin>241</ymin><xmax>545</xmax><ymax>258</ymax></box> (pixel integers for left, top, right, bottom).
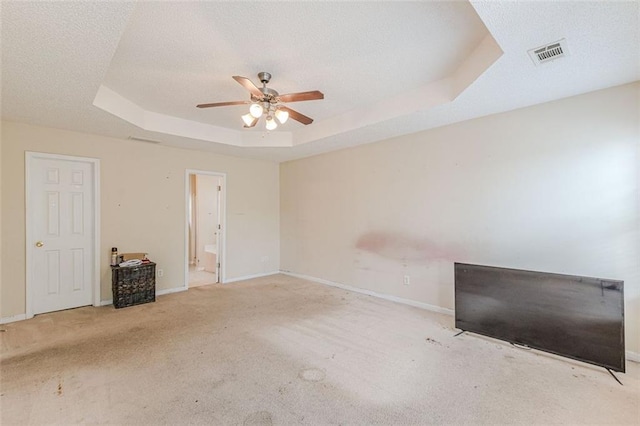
<box><xmin>241</xmin><ymin>113</ymin><xmax>255</xmax><ymax>127</ymax></box>
<box><xmin>265</xmin><ymin>115</ymin><xmax>277</xmax><ymax>130</ymax></box>
<box><xmin>197</xmin><ymin>72</ymin><xmax>322</xmax><ymax>128</ymax></box>
<box><xmin>249</xmin><ymin>103</ymin><xmax>263</xmax><ymax>118</ymax></box>
<box><xmin>275</xmin><ymin>108</ymin><xmax>289</xmax><ymax>124</ymax></box>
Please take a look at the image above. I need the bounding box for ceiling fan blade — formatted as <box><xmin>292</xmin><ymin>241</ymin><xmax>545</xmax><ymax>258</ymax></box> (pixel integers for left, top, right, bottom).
<box><xmin>279</xmin><ymin>106</ymin><xmax>313</xmax><ymax>125</ymax></box>
<box><xmin>233</xmin><ymin>76</ymin><xmax>263</xmax><ymax>98</ymax></box>
<box><xmin>277</xmin><ymin>90</ymin><xmax>324</xmax><ymax>103</ymax></box>
<box><xmin>196</xmin><ymin>100</ymin><xmax>249</xmax><ymax>108</ymax></box>
<box><xmin>243</xmin><ymin>116</ymin><xmax>259</xmax><ymax>128</ymax></box>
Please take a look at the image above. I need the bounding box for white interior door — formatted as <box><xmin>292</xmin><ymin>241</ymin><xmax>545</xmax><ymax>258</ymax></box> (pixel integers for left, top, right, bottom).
<box><xmin>27</xmin><ymin>153</ymin><xmax>98</xmax><ymax>315</ymax></box>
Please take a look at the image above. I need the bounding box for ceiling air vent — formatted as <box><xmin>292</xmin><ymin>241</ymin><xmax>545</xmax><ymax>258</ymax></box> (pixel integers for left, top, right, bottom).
<box><xmin>528</xmin><ymin>39</ymin><xmax>569</xmax><ymax>65</ymax></box>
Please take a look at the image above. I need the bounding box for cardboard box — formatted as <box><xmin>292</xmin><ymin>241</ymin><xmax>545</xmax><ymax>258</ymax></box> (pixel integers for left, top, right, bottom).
<box><xmin>121</xmin><ymin>252</ymin><xmax>147</xmax><ymax>261</ymax></box>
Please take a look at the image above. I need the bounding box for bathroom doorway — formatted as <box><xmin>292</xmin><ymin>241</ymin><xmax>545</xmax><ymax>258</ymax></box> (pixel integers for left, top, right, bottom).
<box><xmin>185</xmin><ymin>170</ymin><xmax>225</xmax><ymax>287</ymax></box>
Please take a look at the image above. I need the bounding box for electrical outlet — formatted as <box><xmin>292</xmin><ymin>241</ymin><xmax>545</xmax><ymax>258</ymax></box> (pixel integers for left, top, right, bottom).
<box><xmin>157</xmin><ymin>269</ymin><xmax>164</xmax><ymax>277</ymax></box>
<box><xmin>403</xmin><ymin>275</ymin><xmax>410</xmax><ymax>285</ymax></box>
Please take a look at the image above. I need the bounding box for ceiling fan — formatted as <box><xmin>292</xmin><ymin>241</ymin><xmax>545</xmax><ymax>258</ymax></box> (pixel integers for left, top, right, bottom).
<box><xmin>197</xmin><ymin>72</ymin><xmax>324</xmax><ymax>130</ymax></box>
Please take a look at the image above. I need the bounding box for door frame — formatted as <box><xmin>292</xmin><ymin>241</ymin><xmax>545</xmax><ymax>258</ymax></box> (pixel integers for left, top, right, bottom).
<box><xmin>25</xmin><ymin>151</ymin><xmax>101</xmax><ymax>319</ymax></box>
<box><xmin>184</xmin><ymin>169</ymin><xmax>226</xmax><ymax>287</ymax></box>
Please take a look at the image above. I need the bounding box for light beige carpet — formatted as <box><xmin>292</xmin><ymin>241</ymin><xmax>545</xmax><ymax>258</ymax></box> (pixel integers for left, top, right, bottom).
<box><xmin>1</xmin><ymin>274</ymin><xmax>638</xmax><ymax>425</ymax></box>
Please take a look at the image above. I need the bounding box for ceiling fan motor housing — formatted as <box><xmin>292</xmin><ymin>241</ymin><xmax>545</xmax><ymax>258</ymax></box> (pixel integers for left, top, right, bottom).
<box><xmin>257</xmin><ymin>72</ymin><xmax>279</xmax><ymax>103</ymax></box>
<box><xmin>260</xmin><ymin>87</ymin><xmax>278</xmax><ymax>99</ymax></box>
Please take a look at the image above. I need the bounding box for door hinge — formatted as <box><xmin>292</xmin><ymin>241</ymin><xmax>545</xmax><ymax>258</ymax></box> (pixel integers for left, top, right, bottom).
<box><xmin>218</xmin><ymin>185</ymin><xmax>221</xmax><ymax>191</ymax></box>
<box><xmin>218</xmin><ymin>224</ymin><xmax>221</xmax><ymax>230</ymax></box>
<box><xmin>217</xmin><ymin>263</ymin><xmax>220</xmax><ymax>268</ymax></box>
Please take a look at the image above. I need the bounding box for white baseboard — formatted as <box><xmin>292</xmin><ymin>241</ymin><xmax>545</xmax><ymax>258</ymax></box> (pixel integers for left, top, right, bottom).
<box><xmin>99</xmin><ymin>299</ymin><xmax>113</xmax><ymax>306</ymax></box>
<box><xmin>0</xmin><ymin>313</ymin><xmax>27</xmax><ymax>324</ymax></box>
<box><xmin>627</xmin><ymin>351</ymin><xmax>640</xmax><ymax>363</ymax></box>
<box><xmin>157</xmin><ymin>286</ymin><xmax>187</xmax><ymax>296</ymax></box>
<box><xmin>224</xmin><ymin>271</ymin><xmax>279</xmax><ymax>284</ymax></box>
<box><xmin>281</xmin><ymin>271</ymin><xmax>454</xmax><ymax>316</ymax></box>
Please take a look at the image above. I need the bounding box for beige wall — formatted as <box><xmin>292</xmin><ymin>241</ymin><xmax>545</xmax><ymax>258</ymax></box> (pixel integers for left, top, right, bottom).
<box><xmin>281</xmin><ymin>82</ymin><xmax>640</xmax><ymax>353</ymax></box>
<box><xmin>0</xmin><ymin>124</ymin><xmax>3</xmax><ymax>318</ymax></box>
<box><xmin>1</xmin><ymin>122</ymin><xmax>280</xmax><ymax>318</ymax></box>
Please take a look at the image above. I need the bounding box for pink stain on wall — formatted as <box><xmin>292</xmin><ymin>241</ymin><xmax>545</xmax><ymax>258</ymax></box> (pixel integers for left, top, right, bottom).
<box><xmin>355</xmin><ymin>231</ymin><xmax>459</xmax><ymax>261</ymax></box>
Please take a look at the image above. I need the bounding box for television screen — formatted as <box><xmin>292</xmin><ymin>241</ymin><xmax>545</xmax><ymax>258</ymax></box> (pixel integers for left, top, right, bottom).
<box><xmin>454</xmin><ymin>263</ymin><xmax>625</xmax><ymax>372</ymax></box>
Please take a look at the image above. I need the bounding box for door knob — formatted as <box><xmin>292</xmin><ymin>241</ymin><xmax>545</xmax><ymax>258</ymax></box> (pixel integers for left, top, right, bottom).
<box><xmin>35</xmin><ymin>241</ymin><xmax>44</xmax><ymax>248</ymax></box>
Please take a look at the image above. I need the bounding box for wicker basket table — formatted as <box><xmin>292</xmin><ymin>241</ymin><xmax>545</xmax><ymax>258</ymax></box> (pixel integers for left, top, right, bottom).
<box><xmin>111</xmin><ymin>262</ymin><xmax>156</xmax><ymax>309</ymax></box>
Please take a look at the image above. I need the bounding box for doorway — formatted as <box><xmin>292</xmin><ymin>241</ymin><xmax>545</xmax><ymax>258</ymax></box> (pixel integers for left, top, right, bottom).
<box><xmin>185</xmin><ymin>170</ymin><xmax>225</xmax><ymax>288</ymax></box>
<box><xmin>25</xmin><ymin>152</ymin><xmax>100</xmax><ymax>318</ymax></box>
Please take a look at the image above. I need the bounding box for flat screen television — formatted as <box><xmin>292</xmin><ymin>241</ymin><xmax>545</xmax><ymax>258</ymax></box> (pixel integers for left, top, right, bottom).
<box><xmin>454</xmin><ymin>263</ymin><xmax>625</xmax><ymax>372</ymax></box>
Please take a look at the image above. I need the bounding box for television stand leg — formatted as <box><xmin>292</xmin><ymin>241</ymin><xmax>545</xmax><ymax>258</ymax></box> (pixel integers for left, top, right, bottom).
<box><xmin>606</xmin><ymin>368</ymin><xmax>623</xmax><ymax>386</ymax></box>
<box><xmin>453</xmin><ymin>330</ymin><xmax>466</xmax><ymax>337</ymax></box>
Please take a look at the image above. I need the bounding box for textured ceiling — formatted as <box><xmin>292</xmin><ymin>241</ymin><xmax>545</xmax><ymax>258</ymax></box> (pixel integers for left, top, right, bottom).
<box><xmin>1</xmin><ymin>1</ymin><xmax>639</xmax><ymax>162</ymax></box>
